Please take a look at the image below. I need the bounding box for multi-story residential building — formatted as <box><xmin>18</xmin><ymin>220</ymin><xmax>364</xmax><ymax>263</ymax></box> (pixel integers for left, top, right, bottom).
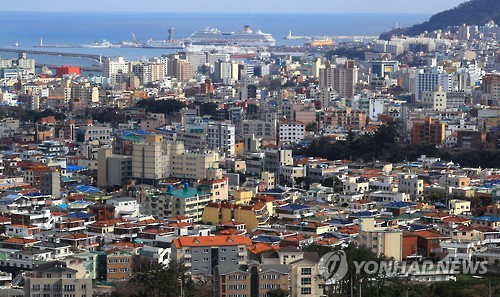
<box><xmin>480</xmin><ymin>74</ymin><xmax>500</xmax><ymax>106</ymax></box>
<box><xmin>213</xmin><ymin>263</ymin><xmax>290</xmax><ymax>297</ymax></box>
<box><xmin>23</xmin><ymin>262</ymin><xmax>92</xmax><ymax>297</ymax></box>
<box><xmin>193</xmin><ymin>168</ymin><xmax>229</xmax><ymax>203</ymax></box>
<box><xmin>172</xmin><ymin>58</ymin><xmax>195</xmax><ymax>82</ymax></box>
<box><xmin>97</xmin><ymin>148</ymin><xmax>132</xmax><ymax>187</ymax></box>
<box><xmin>143</xmin><ymin>184</ymin><xmax>211</xmax><ymax>221</ymax></box>
<box><xmin>278</xmin><ymin>121</ymin><xmax>305</xmax><ymax>145</ymax></box>
<box><xmin>202</xmin><ymin>201</ymin><xmax>270</xmax><ymax>231</ymax></box>
<box><xmin>170</xmin><ymin>150</ymin><xmax>219</xmax><ymax>180</ymax></box>
<box><xmin>131</xmin><ymin>136</ymin><xmax>184</xmax><ymax>186</ymax></box>
<box><xmin>323</xmin><ymin>108</ymin><xmax>367</xmax><ymax>130</ymax></box>
<box><xmin>207</xmin><ymin>122</ymin><xmax>236</xmax><ymax>157</ymax></box>
<box><xmin>240</xmin><ymin>119</ymin><xmax>277</xmax><ymax>139</ymax></box>
<box><xmin>262</xmin><ymin>246</ymin><xmax>324</xmax><ymax>297</ymax></box>
<box><xmin>421</xmin><ymin>86</ymin><xmax>447</xmax><ymax>110</ymax></box>
<box><xmin>358</xmin><ymin>217</ymin><xmax>403</xmax><ymax>261</ymax></box>
<box><xmin>103</xmin><ymin>56</ymin><xmax>129</xmax><ymax>78</ymax></box>
<box><xmin>97</xmin><ymin>248</ymin><xmax>133</xmax><ymax>283</ymax></box>
<box><xmin>106</xmin><ymin>197</ymin><xmax>140</xmax><ymax>218</ymax></box>
<box><xmin>411</xmin><ymin>116</ymin><xmax>445</xmax><ymax>145</ymax></box>
<box><xmin>319</xmin><ymin>60</ymin><xmax>358</xmax><ymax>99</ymax></box>
<box><xmin>171</xmin><ymin>235</ymin><xmax>252</xmax><ymax>276</ymax></box>
<box><xmin>342</xmin><ymin>177</ymin><xmax>369</xmax><ymax>194</ymax></box>
<box><xmin>75</xmin><ymin>125</ymin><xmax>113</xmax><ymax>144</ymax></box>
<box><xmin>410</xmin><ymin>67</ymin><xmax>454</xmax><ymax>102</ymax></box>
<box><xmin>263</xmin><ymin>149</ymin><xmax>293</xmax><ymax>175</ymax></box>
<box><xmin>398</xmin><ymin>173</ymin><xmax>424</xmax><ymax>199</ymax></box>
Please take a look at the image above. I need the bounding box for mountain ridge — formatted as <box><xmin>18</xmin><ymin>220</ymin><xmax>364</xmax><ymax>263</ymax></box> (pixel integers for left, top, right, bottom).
<box><xmin>380</xmin><ymin>0</ymin><xmax>500</xmax><ymax>39</ymax></box>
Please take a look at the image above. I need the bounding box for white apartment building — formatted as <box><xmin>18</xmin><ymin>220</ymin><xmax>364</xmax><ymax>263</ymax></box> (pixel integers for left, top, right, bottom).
<box><xmin>398</xmin><ymin>173</ymin><xmax>424</xmax><ymax>199</ymax></box>
<box><xmin>278</xmin><ymin>121</ymin><xmax>305</xmax><ymax>145</ymax></box>
<box><xmin>207</xmin><ymin>122</ymin><xmax>236</xmax><ymax>157</ymax></box>
<box><xmin>103</xmin><ymin>56</ymin><xmax>129</xmax><ymax>78</ymax></box>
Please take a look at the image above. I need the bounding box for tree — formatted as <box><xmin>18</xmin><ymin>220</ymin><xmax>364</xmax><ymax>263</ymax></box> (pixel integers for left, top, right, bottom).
<box><xmin>266</xmin><ymin>288</ymin><xmax>289</xmax><ymax>297</ymax></box>
<box><xmin>115</xmin><ymin>260</ymin><xmax>189</xmax><ymax>297</ymax></box>
<box><xmin>136</xmin><ymin>99</ymin><xmax>186</xmax><ymax>115</ymax></box>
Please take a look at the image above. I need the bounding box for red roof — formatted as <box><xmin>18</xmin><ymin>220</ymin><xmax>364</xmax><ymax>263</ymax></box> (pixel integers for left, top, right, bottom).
<box><xmin>412</xmin><ymin>230</ymin><xmax>450</xmax><ymax>239</ymax></box>
<box><xmin>173</xmin><ymin>235</ymin><xmax>252</xmax><ymax>249</ymax></box>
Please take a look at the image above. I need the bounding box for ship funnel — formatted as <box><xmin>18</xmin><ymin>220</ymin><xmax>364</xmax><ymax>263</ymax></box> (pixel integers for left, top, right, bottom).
<box><xmin>244</xmin><ymin>25</ymin><xmax>251</xmax><ymax>33</ymax></box>
<box><xmin>168</xmin><ymin>27</ymin><xmax>174</xmax><ymax>41</ymax></box>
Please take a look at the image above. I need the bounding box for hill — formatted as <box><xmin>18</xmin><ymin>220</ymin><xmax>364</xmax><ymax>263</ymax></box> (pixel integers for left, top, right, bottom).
<box><xmin>380</xmin><ymin>0</ymin><xmax>500</xmax><ymax>39</ymax></box>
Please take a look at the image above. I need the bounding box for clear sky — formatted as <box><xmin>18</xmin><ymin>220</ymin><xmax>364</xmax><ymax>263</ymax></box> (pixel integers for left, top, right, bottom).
<box><xmin>2</xmin><ymin>0</ymin><xmax>467</xmax><ymax>14</ymax></box>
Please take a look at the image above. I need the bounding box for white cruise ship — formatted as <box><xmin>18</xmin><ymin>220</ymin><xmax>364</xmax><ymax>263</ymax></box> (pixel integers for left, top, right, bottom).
<box><xmin>187</xmin><ymin>26</ymin><xmax>275</xmax><ymax>47</ymax></box>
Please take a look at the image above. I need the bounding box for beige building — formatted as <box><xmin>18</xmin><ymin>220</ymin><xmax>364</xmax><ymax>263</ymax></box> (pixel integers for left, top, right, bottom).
<box><xmin>262</xmin><ymin>246</ymin><xmax>324</xmax><ymax>297</ymax></box>
<box><xmin>170</xmin><ymin>149</ymin><xmax>219</xmax><ymax>180</ymax></box>
<box><xmin>234</xmin><ymin>189</ymin><xmax>253</xmax><ymax>204</ymax></box>
<box><xmin>448</xmin><ymin>199</ymin><xmax>471</xmax><ymax>215</ymax></box>
<box><xmin>144</xmin><ymin>185</ymin><xmax>211</xmax><ymax>221</ymax></box>
<box><xmin>97</xmin><ymin>147</ymin><xmax>132</xmax><ymax>187</ymax></box>
<box><xmin>194</xmin><ymin>168</ymin><xmax>229</xmax><ymax>203</ymax></box>
<box><xmin>421</xmin><ymin>86</ymin><xmax>447</xmax><ymax>110</ymax></box>
<box><xmin>23</xmin><ymin>262</ymin><xmax>92</xmax><ymax>297</ymax></box>
<box><xmin>214</xmin><ymin>263</ymin><xmax>289</xmax><ymax>297</ymax></box>
<box><xmin>398</xmin><ymin>173</ymin><xmax>424</xmax><ymax>199</ymax></box>
<box><xmin>131</xmin><ymin>135</ymin><xmax>184</xmax><ymax>185</ymax></box>
<box><xmin>202</xmin><ymin>201</ymin><xmax>270</xmax><ymax>231</ymax></box>
<box><xmin>358</xmin><ymin>217</ymin><xmax>403</xmax><ymax>261</ymax></box>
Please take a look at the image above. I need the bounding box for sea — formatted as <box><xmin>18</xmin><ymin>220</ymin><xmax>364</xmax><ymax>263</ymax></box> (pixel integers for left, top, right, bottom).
<box><xmin>0</xmin><ymin>12</ymin><xmax>430</xmax><ymax>71</ymax></box>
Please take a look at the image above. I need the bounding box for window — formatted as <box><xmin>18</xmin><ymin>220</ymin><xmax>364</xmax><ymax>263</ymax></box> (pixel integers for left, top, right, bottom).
<box><xmin>301</xmin><ymin>287</ymin><xmax>312</xmax><ymax>295</ymax></box>
<box><xmin>301</xmin><ymin>267</ymin><xmax>312</xmax><ymax>275</ymax></box>
<box><xmin>301</xmin><ymin>277</ymin><xmax>312</xmax><ymax>285</ymax></box>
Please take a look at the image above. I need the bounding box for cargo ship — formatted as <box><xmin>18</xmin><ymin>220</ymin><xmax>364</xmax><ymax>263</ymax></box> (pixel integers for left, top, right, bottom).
<box><xmin>187</xmin><ymin>26</ymin><xmax>275</xmax><ymax>47</ymax></box>
<box><xmin>306</xmin><ymin>38</ymin><xmax>335</xmax><ymax>47</ymax></box>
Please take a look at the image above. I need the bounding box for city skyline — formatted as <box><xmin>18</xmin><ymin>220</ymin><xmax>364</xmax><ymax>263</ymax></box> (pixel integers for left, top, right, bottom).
<box><xmin>3</xmin><ymin>0</ymin><xmax>466</xmax><ymax>14</ymax></box>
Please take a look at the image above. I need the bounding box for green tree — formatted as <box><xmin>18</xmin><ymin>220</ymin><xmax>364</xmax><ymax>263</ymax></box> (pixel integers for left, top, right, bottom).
<box><xmin>116</xmin><ymin>260</ymin><xmax>189</xmax><ymax>297</ymax></box>
<box><xmin>266</xmin><ymin>288</ymin><xmax>289</xmax><ymax>297</ymax></box>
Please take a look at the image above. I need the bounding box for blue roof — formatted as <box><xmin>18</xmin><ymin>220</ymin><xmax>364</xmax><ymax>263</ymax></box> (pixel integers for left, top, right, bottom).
<box><xmin>279</xmin><ymin>203</ymin><xmax>310</xmax><ymax>211</ymax></box>
<box><xmin>63</xmin><ymin>212</ymin><xmax>95</xmax><ymax>219</ymax></box>
<box><xmin>66</xmin><ymin>165</ymin><xmax>85</xmax><ymax>172</ymax></box>
<box><xmin>350</xmin><ymin>211</ymin><xmax>376</xmax><ymax>218</ymax></box>
<box><xmin>4</xmin><ymin>194</ymin><xmax>20</xmax><ymax>200</ymax></box>
<box><xmin>74</xmin><ymin>185</ymin><xmax>101</xmax><ymax>194</ymax></box>
<box><xmin>433</xmin><ymin>202</ymin><xmax>448</xmax><ymax>209</ymax></box>
<box><xmin>411</xmin><ymin>224</ymin><xmax>432</xmax><ymax>231</ymax></box>
<box><xmin>327</xmin><ymin>219</ymin><xmax>353</xmax><ymax>225</ymax></box>
<box><xmin>262</xmin><ymin>187</ymin><xmax>287</xmax><ymax>194</ymax></box>
<box><xmin>72</xmin><ymin>199</ymin><xmax>91</xmax><ymax>205</ymax></box>
<box><xmin>384</xmin><ymin>202</ymin><xmax>416</xmax><ymax>208</ymax></box>
<box><xmin>473</xmin><ymin>215</ymin><xmax>500</xmax><ymax>222</ymax></box>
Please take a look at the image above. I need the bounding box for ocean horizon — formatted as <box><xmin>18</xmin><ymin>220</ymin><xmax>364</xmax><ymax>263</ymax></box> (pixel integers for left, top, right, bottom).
<box><xmin>0</xmin><ymin>11</ymin><xmax>430</xmax><ymax>66</ymax></box>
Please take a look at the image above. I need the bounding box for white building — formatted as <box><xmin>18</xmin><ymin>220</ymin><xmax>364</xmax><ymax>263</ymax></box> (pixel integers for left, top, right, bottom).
<box><xmin>103</xmin><ymin>56</ymin><xmax>129</xmax><ymax>78</ymax></box>
<box><xmin>278</xmin><ymin>121</ymin><xmax>305</xmax><ymax>145</ymax></box>
<box><xmin>207</xmin><ymin>122</ymin><xmax>236</xmax><ymax>157</ymax></box>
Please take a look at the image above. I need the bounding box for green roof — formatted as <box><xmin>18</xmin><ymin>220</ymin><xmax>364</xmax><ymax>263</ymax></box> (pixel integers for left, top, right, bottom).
<box><xmin>117</xmin><ymin>135</ymin><xmax>144</xmax><ymax>142</ymax></box>
<box><xmin>164</xmin><ymin>188</ymin><xmax>208</xmax><ymax>199</ymax></box>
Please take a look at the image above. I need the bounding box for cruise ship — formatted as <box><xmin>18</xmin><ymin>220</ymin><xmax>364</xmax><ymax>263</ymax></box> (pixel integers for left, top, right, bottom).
<box><xmin>187</xmin><ymin>26</ymin><xmax>275</xmax><ymax>47</ymax></box>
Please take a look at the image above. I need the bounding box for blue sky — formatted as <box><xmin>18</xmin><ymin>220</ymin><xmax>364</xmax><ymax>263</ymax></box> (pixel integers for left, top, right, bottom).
<box><xmin>3</xmin><ymin>0</ymin><xmax>466</xmax><ymax>14</ymax></box>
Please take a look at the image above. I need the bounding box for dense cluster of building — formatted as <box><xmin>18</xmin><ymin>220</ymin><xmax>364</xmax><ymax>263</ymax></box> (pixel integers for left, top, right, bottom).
<box><xmin>0</xmin><ymin>19</ymin><xmax>498</xmax><ymax>297</ymax></box>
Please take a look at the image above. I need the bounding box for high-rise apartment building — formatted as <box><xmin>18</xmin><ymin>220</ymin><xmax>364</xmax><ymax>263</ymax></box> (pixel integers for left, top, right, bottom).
<box><xmin>131</xmin><ymin>135</ymin><xmax>184</xmax><ymax>186</ymax></box>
